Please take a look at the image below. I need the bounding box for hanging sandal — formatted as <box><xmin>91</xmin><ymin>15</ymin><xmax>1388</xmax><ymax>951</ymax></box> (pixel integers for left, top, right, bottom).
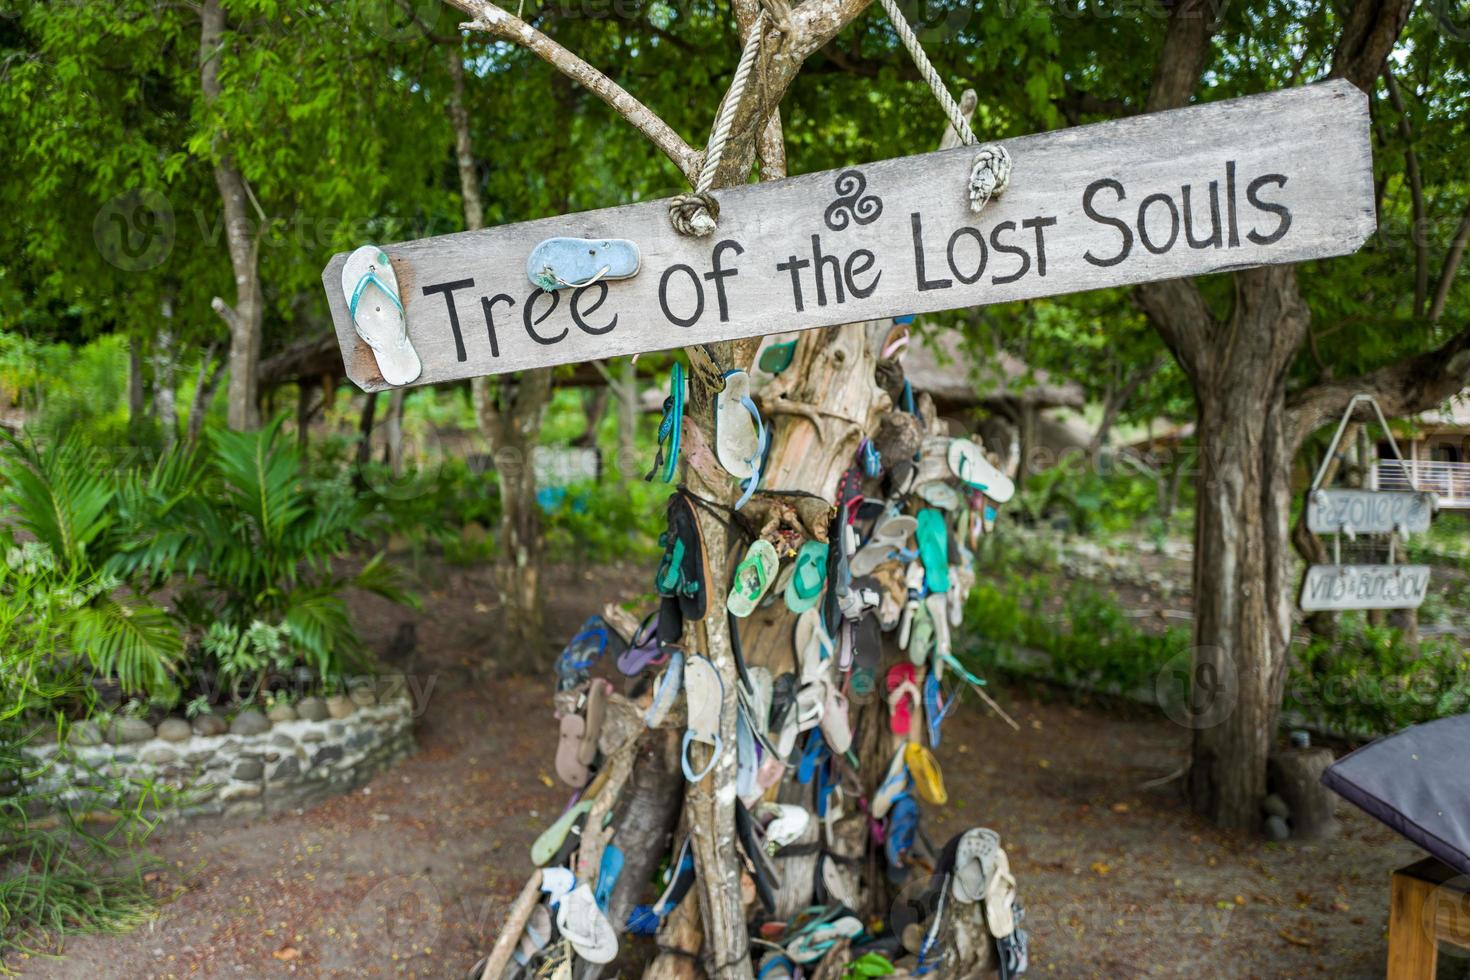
<box><xmin>871</xmin><ymin>746</ymin><xmax>911</xmax><ymax>821</ymax></box>
<box><xmin>644</xmin><ymin>649</ymin><xmax>685</xmax><ymax>728</ymax></box>
<box><xmin>342</xmin><ymin>245</ymin><xmax>421</xmax><ymax>387</ymax></box>
<box><xmin>947</xmin><ymin>437</ymin><xmax>1015</xmax><ymax>503</ymax></box>
<box><xmin>617</xmin><ymin>610</ymin><xmax>665</xmax><ymax>677</ymax></box>
<box><xmin>682</xmin><ymin>655</ymin><xmax>724</xmax><ymax>782</ymax></box>
<box><xmin>904</xmin><ymin>742</ymin><xmax>948</xmax><ymax>805</ymax></box>
<box><xmin>850</xmin><ymin>512</ymin><xmax>917</xmax><ymax>577</ymax></box>
<box><xmin>656</xmin><ymin>489</ymin><xmax>709</xmax><ymax>623</ymax></box>
<box><xmin>784</xmin><ymin>540</ymin><xmax>829</xmax><ymax>614</ymax></box>
<box><xmin>646</xmin><ymin>362</ymin><xmax>685</xmax><ymax>483</ymax></box>
<box><xmin>886</xmin><ymin>662</ymin><xmax>921</xmax><ymax>736</ymax></box>
<box><xmin>727</xmin><ymin>539</ymin><xmax>779</xmax><ymax>617</ymax></box>
<box><xmin>714</xmin><ymin>370</ymin><xmax>768</xmax><ymax>509</ymax></box>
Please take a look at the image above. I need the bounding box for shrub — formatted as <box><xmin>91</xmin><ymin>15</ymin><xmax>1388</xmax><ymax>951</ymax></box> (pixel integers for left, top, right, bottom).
<box><xmin>0</xmin><ymin>539</ymin><xmax>167</xmax><ymax>966</ymax></box>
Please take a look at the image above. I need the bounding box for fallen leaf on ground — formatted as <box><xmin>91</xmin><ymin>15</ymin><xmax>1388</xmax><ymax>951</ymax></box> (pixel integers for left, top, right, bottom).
<box><xmin>1279</xmin><ymin>929</ymin><xmax>1319</xmax><ymax>948</ymax></box>
<box><xmin>273</xmin><ymin>946</ymin><xmax>301</xmax><ymax>961</ymax></box>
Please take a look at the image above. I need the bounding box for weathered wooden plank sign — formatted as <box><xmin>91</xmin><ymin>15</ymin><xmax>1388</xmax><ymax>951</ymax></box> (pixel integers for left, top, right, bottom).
<box><xmin>323</xmin><ymin>80</ymin><xmax>1374</xmax><ymax>391</ymax></box>
<box><xmin>1306</xmin><ymin>489</ymin><xmax>1436</xmax><ymax>535</ymax></box>
<box><xmin>1299</xmin><ymin>564</ymin><xmax>1432</xmax><ymax>611</ymax></box>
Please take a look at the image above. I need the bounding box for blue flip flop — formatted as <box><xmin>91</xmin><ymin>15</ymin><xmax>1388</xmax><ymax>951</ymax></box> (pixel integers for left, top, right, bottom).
<box><xmin>885</xmin><ymin>793</ymin><xmax>919</xmax><ymax>883</ymax></box>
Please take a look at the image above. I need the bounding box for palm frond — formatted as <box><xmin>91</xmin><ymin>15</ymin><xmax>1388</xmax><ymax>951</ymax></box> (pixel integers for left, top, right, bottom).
<box><xmin>70</xmin><ymin>595</ymin><xmax>183</xmax><ymax>699</ymax></box>
<box><xmin>0</xmin><ymin>434</ymin><xmax>114</xmax><ymax>569</ymax></box>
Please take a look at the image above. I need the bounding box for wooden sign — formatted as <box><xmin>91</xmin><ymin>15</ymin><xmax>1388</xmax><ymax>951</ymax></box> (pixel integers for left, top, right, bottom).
<box><xmin>1306</xmin><ymin>489</ymin><xmax>1436</xmax><ymax>535</ymax></box>
<box><xmin>323</xmin><ymin>81</ymin><xmax>1374</xmax><ymax>391</ymax></box>
<box><xmin>1299</xmin><ymin>564</ymin><xmax>1432</xmax><ymax>611</ymax></box>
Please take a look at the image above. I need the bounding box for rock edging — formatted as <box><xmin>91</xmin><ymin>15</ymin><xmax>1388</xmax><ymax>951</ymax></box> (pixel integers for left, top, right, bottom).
<box><xmin>26</xmin><ymin>695</ymin><xmax>415</xmax><ymax>822</ymax></box>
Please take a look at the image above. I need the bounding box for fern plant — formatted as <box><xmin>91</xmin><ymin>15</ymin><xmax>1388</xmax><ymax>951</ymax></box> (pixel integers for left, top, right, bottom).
<box><xmin>0</xmin><ymin>439</ymin><xmax>184</xmax><ymax>698</ymax></box>
<box><xmin>107</xmin><ymin>416</ymin><xmax>415</xmax><ymax>696</ymax></box>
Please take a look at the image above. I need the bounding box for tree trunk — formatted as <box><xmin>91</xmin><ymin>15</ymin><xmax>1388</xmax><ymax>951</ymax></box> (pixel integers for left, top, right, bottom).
<box><xmin>447</xmin><ymin>49</ymin><xmax>554</xmax><ymax>669</ymax></box>
<box><xmin>186</xmin><ymin>350</ymin><xmax>223</xmax><ymax>447</ymax></box>
<box><xmin>474</xmin><ymin>371</ymin><xmax>554</xmax><ymax>670</ymax></box>
<box><xmin>201</xmin><ymin>0</ymin><xmax>263</xmax><ymax>432</ymax></box>
<box><xmin>153</xmin><ymin>312</ymin><xmax>178</xmax><ymax>453</ymax></box>
<box><xmin>574</xmin><ymin>387</ymin><xmax>609</xmax><ymax>449</ymax></box>
<box><xmin>355</xmin><ymin>391</ymin><xmax>378</xmax><ymax>485</ymax></box>
<box><xmin>296</xmin><ymin>382</ymin><xmax>314</xmax><ymax>454</ymax></box>
<box><xmin>1176</xmin><ymin>268</ymin><xmax>1309</xmax><ymax>831</ymax></box>
<box><xmin>127</xmin><ymin>335</ymin><xmax>147</xmax><ymax>439</ymax></box>
<box><xmin>385</xmin><ymin>388</ymin><xmax>406</xmax><ymax>476</ymax></box>
<box><xmin>1188</xmin><ymin>384</ymin><xmax>1297</xmax><ymax>830</ymax></box>
<box><xmin>611</xmin><ymin>358</ymin><xmax>639</xmax><ymax>483</ymax></box>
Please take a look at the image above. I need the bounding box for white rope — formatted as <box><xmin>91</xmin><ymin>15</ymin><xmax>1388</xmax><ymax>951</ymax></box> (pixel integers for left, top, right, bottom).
<box><xmin>670</xmin><ymin>12</ymin><xmax>768</xmax><ymax>237</ymax></box>
<box><xmin>876</xmin><ymin>0</ymin><xmax>1011</xmax><ymax>214</ymax></box>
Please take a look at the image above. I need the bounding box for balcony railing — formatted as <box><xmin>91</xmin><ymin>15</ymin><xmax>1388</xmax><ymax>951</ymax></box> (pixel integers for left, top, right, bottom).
<box><xmin>1371</xmin><ymin>459</ymin><xmax>1470</xmax><ymax>508</ymax></box>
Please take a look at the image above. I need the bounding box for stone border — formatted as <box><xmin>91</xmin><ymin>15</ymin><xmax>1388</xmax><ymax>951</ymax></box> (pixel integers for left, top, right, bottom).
<box><xmin>26</xmin><ymin>693</ymin><xmax>415</xmax><ymax>822</ymax></box>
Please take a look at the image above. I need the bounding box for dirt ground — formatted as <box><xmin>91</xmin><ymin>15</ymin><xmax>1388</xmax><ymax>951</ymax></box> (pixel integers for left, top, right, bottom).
<box><xmin>8</xmin><ymin>559</ymin><xmax>1432</xmax><ymax>979</ymax></box>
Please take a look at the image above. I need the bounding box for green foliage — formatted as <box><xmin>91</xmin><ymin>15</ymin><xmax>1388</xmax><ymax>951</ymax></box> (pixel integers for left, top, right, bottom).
<box><xmin>0</xmin><ymin>419</ymin><xmax>414</xmax><ymax>705</ymax></box>
<box><xmin>105</xmin><ymin>417</ymin><xmax>417</xmax><ymax>699</ymax></box>
<box><xmin>1013</xmin><ymin>456</ymin><xmax>1181</xmax><ymax>539</ymax></box>
<box><xmin>958</xmin><ymin>569</ymin><xmax>1189</xmax><ymax>697</ymax></box>
<box><xmin>1285</xmin><ymin>617</ymin><xmax>1470</xmax><ymax>737</ymax></box>
<box><xmin>0</xmin><ymin>542</ymin><xmax>167</xmax><ymax>968</ymax></box>
<box><xmin>541</xmin><ymin>479</ymin><xmax>671</xmax><ymax>566</ymax></box>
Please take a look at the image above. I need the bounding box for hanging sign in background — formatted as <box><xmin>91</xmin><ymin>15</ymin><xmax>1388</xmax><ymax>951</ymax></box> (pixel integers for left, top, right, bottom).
<box><xmin>323</xmin><ymin>80</ymin><xmax>1375</xmax><ymax>391</ymax></box>
<box><xmin>1299</xmin><ymin>564</ymin><xmax>1433</xmax><ymax>611</ymax></box>
<box><xmin>1306</xmin><ymin>489</ymin><xmax>1437</xmax><ymax>535</ymax></box>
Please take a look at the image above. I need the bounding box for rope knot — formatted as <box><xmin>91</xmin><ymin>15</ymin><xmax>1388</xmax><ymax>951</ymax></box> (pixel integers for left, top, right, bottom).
<box><xmin>969</xmin><ymin>144</ymin><xmax>1011</xmax><ymax>214</ymax></box>
<box><xmin>669</xmin><ymin>192</ymin><xmax>720</xmax><ymax>238</ymax></box>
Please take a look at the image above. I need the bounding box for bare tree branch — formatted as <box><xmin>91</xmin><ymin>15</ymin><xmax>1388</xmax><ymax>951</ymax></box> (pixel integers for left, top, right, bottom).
<box><xmin>1289</xmin><ymin>322</ymin><xmax>1470</xmax><ymax>447</ymax></box>
<box><xmin>443</xmin><ymin>0</ymin><xmax>701</xmax><ymax>181</ymax></box>
<box><xmin>1429</xmin><ymin>199</ymin><xmax>1470</xmax><ymax>323</ymax></box>
<box><xmin>1383</xmin><ymin>70</ymin><xmax>1428</xmax><ymax>316</ymax></box>
<box><xmin>1329</xmin><ymin>0</ymin><xmax>1416</xmax><ymax>91</ymax></box>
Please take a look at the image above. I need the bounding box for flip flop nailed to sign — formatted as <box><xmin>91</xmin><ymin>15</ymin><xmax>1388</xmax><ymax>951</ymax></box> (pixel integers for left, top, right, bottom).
<box><xmin>324</xmin><ymin>81</ymin><xmax>1375</xmax><ymax>391</ymax></box>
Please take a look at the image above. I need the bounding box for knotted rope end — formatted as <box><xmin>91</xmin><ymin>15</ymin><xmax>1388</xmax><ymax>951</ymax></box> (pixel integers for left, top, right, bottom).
<box><xmin>669</xmin><ymin>192</ymin><xmax>720</xmax><ymax>237</ymax></box>
<box><xmin>969</xmin><ymin>143</ymin><xmax>1012</xmax><ymax>215</ymax></box>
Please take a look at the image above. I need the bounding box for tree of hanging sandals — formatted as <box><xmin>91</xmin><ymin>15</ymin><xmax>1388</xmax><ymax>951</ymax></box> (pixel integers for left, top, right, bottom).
<box><xmin>443</xmin><ymin>1</ymin><xmax>1024</xmax><ymax>975</ymax></box>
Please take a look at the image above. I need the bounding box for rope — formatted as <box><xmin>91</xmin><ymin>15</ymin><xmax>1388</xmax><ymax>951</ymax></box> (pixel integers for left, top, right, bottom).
<box><xmin>876</xmin><ymin>0</ymin><xmax>1012</xmax><ymax>214</ymax></box>
<box><xmin>669</xmin><ymin>12</ymin><xmax>768</xmax><ymax>237</ymax></box>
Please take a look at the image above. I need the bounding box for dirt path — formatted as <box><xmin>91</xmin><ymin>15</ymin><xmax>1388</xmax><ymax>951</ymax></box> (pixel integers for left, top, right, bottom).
<box><xmin>10</xmin><ymin>561</ymin><xmax>1423</xmax><ymax>978</ymax></box>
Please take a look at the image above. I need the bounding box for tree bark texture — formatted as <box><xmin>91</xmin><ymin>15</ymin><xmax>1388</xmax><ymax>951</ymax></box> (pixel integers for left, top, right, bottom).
<box><xmin>448</xmin><ymin>49</ymin><xmax>556</xmax><ymax>669</ymax></box>
<box><xmin>200</xmin><ymin>0</ymin><xmax>263</xmax><ymax>432</ymax></box>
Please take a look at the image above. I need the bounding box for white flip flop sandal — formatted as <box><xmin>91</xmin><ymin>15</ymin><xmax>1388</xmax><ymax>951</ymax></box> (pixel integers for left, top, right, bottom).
<box><xmin>850</xmin><ymin>513</ymin><xmax>917</xmax><ymax>577</ymax></box>
<box><xmin>715</xmin><ymin>371</ymin><xmax>759</xmax><ymax>479</ymax></box>
<box><xmin>951</xmin><ymin>827</ymin><xmax>1001</xmax><ymax>903</ymax></box>
<box><xmin>682</xmin><ymin>655</ymin><xmax>725</xmax><ymax>782</ymax></box>
<box><xmin>948</xmin><ymin>437</ymin><xmax>1016</xmax><ymax>503</ymax></box>
<box><xmin>556</xmin><ymin>883</ymin><xmax>618</xmax><ymax>964</ymax></box>
<box><xmin>341</xmin><ymin>244</ymin><xmax>421</xmax><ymax>387</ymax></box>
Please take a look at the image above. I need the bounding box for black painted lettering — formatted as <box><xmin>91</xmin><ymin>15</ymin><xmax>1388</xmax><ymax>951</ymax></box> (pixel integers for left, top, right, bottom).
<box><xmin>776</xmin><ymin>254</ymin><xmax>811</xmax><ymax>312</ymax></box>
<box><xmin>522</xmin><ymin>288</ymin><xmax>565</xmax><ymax>345</ymax></box>
<box><xmin>945</xmin><ymin>227</ymin><xmax>987</xmax><ymax>285</ymax></box>
<box><xmin>570</xmin><ymin>282</ymin><xmax>617</xmax><ymax>336</ymax></box>
<box><xmin>1181</xmin><ymin>182</ymin><xmax>1223</xmax><ymax>249</ymax></box>
<box><xmin>911</xmin><ymin>212</ymin><xmax>953</xmax><ymax>291</ymax></box>
<box><xmin>480</xmin><ymin>292</ymin><xmax>514</xmax><ymax>359</ymax></box>
<box><xmin>1246</xmin><ymin>174</ymin><xmax>1292</xmax><ymax>245</ymax></box>
<box><xmin>811</xmin><ymin>235</ymin><xmax>845</xmax><ymax>307</ymax></box>
<box><xmin>421</xmin><ymin>278</ymin><xmax>476</xmax><ymax>362</ymax></box>
<box><xmin>703</xmin><ymin>239</ymin><xmax>743</xmax><ymax>322</ymax></box>
<box><xmin>1138</xmin><ymin>193</ymin><xmax>1180</xmax><ymax>254</ymax></box>
<box><xmin>1082</xmin><ymin>180</ymin><xmax>1132</xmax><ymax>267</ymax></box>
<box><xmin>1226</xmin><ymin>161</ymin><xmax>1241</xmax><ymax>247</ymax></box>
<box><xmin>659</xmin><ymin>264</ymin><xmax>705</xmax><ymax>327</ymax></box>
<box><xmin>989</xmin><ymin>220</ymin><xmax>1030</xmax><ymax>285</ymax></box>
<box><xmin>844</xmin><ymin>249</ymin><xmax>881</xmax><ymax>299</ymax></box>
<box><xmin>1022</xmin><ymin>216</ymin><xmax>1058</xmax><ymax>276</ymax></box>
